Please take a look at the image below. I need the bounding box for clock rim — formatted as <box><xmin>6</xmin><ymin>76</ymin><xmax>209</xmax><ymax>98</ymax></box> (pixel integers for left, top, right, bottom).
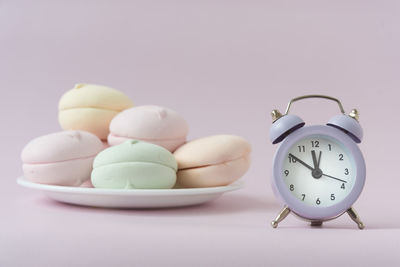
<box><xmin>272</xmin><ymin>125</ymin><xmax>366</xmax><ymax>220</ymax></box>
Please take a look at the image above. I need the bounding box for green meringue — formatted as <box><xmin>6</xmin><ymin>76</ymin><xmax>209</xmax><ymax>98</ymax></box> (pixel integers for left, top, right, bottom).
<box><xmin>91</xmin><ymin>140</ymin><xmax>177</xmax><ymax>189</ymax></box>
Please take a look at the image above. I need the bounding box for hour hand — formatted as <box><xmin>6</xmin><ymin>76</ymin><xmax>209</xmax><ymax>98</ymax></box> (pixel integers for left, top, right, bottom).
<box><xmin>311</xmin><ymin>150</ymin><xmax>322</xmax><ymax>171</ymax></box>
<box><xmin>288</xmin><ymin>153</ymin><xmax>314</xmax><ymax>171</ymax></box>
<box><xmin>317</xmin><ymin>151</ymin><xmax>321</xmax><ymax>167</ymax></box>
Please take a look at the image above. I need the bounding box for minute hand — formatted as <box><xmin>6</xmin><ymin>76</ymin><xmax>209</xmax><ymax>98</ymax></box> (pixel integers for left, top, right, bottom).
<box><xmin>288</xmin><ymin>153</ymin><xmax>314</xmax><ymax>171</ymax></box>
<box><xmin>322</xmin><ymin>173</ymin><xmax>347</xmax><ymax>183</ymax></box>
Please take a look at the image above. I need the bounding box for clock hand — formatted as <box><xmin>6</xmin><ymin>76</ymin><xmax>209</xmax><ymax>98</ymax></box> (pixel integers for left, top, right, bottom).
<box><xmin>322</xmin><ymin>173</ymin><xmax>347</xmax><ymax>183</ymax></box>
<box><xmin>315</xmin><ymin>150</ymin><xmax>346</xmax><ymax>183</ymax></box>
<box><xmin>288</xmin><ymin>153</ymin><xmax>314</xmax><ymax>171</ymax></box>
<box><xmin>311</xmin><ymin>150</ymin><xmax>323</xmax><ymax>178</ymax></box>
<box><xmin>311</xmin><ymin>150</ymin><xmax>320</xmax><ymax>170</ymax></box>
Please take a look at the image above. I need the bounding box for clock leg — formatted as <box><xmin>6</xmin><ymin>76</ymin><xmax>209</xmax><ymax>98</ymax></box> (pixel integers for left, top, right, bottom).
<box><xmin>347</xmin><ymin>207</ymin><xmax>365</xmax><ymax>230</ymax></box>
<box><xmin>271</xmin><ymin>206</ymin><xmax>291</xmax><ymax>228</ymax></box>
<box><xmin>310</xmin><ymin>221</ymin><xmax>323</xmax><ymax>227</ymax></box>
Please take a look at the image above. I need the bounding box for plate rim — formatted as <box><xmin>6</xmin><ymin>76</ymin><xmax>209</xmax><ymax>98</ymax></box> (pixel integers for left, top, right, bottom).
<box><xmin>17</xmin><ymin>176</ymin><xmax>244</xmax><ymax>196</ymax></box>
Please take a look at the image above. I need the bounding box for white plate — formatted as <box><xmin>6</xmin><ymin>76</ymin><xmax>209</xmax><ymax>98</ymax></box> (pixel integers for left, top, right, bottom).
<box><xmin>17</xmin><ymin>176</ymin><xmax>243</xmax><ymax>209</ymax></box>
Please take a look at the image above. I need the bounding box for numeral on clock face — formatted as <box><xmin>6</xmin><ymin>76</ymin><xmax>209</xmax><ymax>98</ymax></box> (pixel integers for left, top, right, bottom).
<box><xmin>282</xmin><ymin>135</ymin><xmax>355</xmax><ymax>208</ymax></box>
<box><xmin>311</xmin><ymin>140</ymin><xmax>319</xmax><ymax>148</ymax></box>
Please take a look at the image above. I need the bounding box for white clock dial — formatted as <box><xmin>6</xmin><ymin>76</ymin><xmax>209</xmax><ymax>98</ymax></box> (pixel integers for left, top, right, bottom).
<box><xmin>282</xmin><ymin>135</ymin><xmax>356</xmax><ymax>207</ymax></box>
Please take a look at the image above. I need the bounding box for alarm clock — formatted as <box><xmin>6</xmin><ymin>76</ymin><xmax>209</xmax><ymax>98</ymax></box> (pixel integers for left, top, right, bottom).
<box><xmin>269</xmin><ymin>95</ymin><xmax>366</xmax><ymax>229</ymax></box>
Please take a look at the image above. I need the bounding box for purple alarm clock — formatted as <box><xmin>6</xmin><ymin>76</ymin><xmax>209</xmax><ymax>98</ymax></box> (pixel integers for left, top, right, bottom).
<box><xmin>269</xmin><ymin>95</ymin><xmax>366</xmax><ymax>229</ymax></box>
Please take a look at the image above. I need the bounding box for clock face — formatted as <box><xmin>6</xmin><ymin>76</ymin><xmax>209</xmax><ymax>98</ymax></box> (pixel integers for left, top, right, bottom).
<box><xmin>282</xmin><ymin>134</ymin><xmax>356</xmax><ymax>208</ymax></box>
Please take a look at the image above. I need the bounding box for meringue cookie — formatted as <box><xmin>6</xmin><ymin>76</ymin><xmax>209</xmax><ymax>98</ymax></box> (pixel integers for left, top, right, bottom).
<box><xmin>91</xmin><ymin>140</ymin><xmax>177</xmax><ymax>189</ymax></box>
<box><xmin>59</xmin><ymin>83</ymin><xmax>133</xmax><ymax>140</ymax></box>
<box><xmin>21</xmin><ymin>131</ymin><xmax>104</xmax><ymax>186</ymax></box>
<box><xmin>174</xmin><ymin>135</ymin><xmax>251</xmax><ymax>187</ymax></box>
<box><xmin>108</xmin><ymin>105</ymin><xmax>188</xmax><ymax>152</ymax></box>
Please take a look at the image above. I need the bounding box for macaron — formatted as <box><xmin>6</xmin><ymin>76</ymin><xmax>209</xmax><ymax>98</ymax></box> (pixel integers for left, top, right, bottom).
<box><xmin>174</xmin><ymin>135</ymin><xmax>251</xmax><ymax>188</ymax></box>
<box><xmin>21</xmin><ymin>131</ymin><xmax>104</xmax><ymax>186</ymax></box>
<box><xmin>108</xmin><ymin>105</ymin><xmax>189</xmax><ymax>152</ymax></box>
<box><xmin>58</xmin><ymin>83</ymin><xmax>134</xmax><ymax>140</ymax></box>
<box><xmin>91</xmin><ymin>140</ymin><xmax>177</xmax><ymax>189</ymax></box>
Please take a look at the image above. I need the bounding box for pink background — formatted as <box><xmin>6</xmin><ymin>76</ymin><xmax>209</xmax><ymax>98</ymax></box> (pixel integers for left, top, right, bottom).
<box><xmin>1</xmin><ymin>0</ymin><xmax>400</xmax><ymax>266</ymax></box>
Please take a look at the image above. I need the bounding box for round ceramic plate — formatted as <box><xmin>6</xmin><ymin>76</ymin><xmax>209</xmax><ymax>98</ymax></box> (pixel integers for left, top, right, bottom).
<box><xmin>17</xmin><ymin>176</ymin><xmax>243</xmax><ymax>209</ymax></box>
